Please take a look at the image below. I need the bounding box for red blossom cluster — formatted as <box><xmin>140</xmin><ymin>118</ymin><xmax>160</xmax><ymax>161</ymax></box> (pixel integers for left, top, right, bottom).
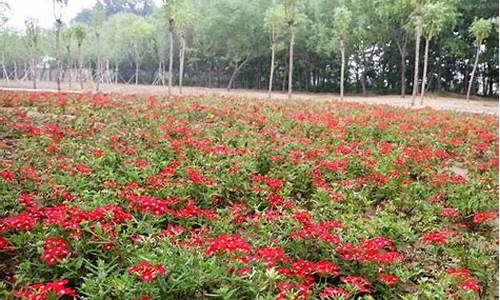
<box><xmin>250</xmin><ymin>174</ymin><xmax>284</xmax><ymax>190</ymax></box>
<box><xmin>128</xmin><ymin>261</ymin><xmax>166</xmax><ymax>281</ymax></box>
<box><xmin>336</xmin><ymin>237</ymin><xmax>402</xmax><ymax>264</ymax></box>
<box><xmin>448</xmin><ymin>268</ymin><xmax>482</xmax><ymax>292</ymax></box>
<box><xmin>41</xmin><ymin>237</ymin><xmax>71</xmax><ymax>265</ymax></box>
<box><xmin>472</xmin><ymin>211</ymin><xmax>498</xmax><ymax>224</ymax></box>
<box><xmin>14</xmin><ymin>279</ymin><xmax>76</xmax><ymax>300</ymax></box>
<box><xmin>341</xmin><ymin>275</ymin><xmax>372</xmax><ymax>293</ymax></box>
<box><xmin>290</xmin><ymin>212</ymin><xmax>342</xmax><ymax>245</ymax></box>
<box><xmin>421</xmin><ymin>230</ymin><xmax>458</xmax><ymax>245</ymax></box>
<box><xmin>185</xmin><ymin>168</ymin><xmax>213</xmax><ymax>185</ymax></box>
<box><xmin>320</xmin><ymin>286</ymin><xmax>351</xmax><ymax>298</ymax></box>
<box><xmin>205</xmin><ymin>234</ymin><xmax>252</xmax><ymax>256</ymax></box>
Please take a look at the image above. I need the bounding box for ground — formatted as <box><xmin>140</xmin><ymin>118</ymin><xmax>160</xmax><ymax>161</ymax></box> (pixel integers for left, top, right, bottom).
<box><xmin>0</xmin><ymin>80</ymin><xmax>498</xmax><ymax>115</ymax></box>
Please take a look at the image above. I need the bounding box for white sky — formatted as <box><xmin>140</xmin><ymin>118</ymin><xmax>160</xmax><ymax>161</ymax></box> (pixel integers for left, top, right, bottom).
<box><xmin>4</xmin><ymin>0</ymin><xmax>162</xmax><ymax>30</ymax></box>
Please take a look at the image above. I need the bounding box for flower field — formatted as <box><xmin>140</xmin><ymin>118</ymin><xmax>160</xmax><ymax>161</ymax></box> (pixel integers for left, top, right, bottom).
<box><xmin>0</xmin><ymin>91</ymin><xmax>498</xmax><ymax>300</ymax></box>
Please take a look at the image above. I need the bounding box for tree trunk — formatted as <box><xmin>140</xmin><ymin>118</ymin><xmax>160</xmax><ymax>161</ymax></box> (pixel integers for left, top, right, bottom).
<box><xmin>56</xmin><ymin>21</ymin><xmax>62</xmax><ymax>91</ymax></box>
<box><xmin>135</xmin><ymin>61</ymin><xmax>139</xmax><ymax>85</ymax></box>
<box><xmin>67</xmin><ymin>47</ymin><xmax>72</xmax><ymax>89</ymax></box>
<box><xmin>78</xmin><ymin>44</ymin><xmax>84</xmax><ymax>90</ymax></box>
<box><xmin>31</xmin><ymin>58</ymin><xmax>37</xmax><ymax>89</ymax></box>
<box><xmin>340</xmin><ymin>40</ymin><xmax>345</xmax><ymax>101</ymax></box>
<box><xmin>1</xmin><ymin>53</ymin><xmax>9</xmax><ymax>85</ymax></box>
<box><xmin>268</xmin><ymin>42</ymin><xmax>276</xmax><ymax>99</ymax></box>
<box><xmin>436</xmin><ymin>47</ymin><xmax>442</xmax><ymax>91</ymax></box>
<box><xmin>96</xmin><ymin>33</ymin><xmax>101</xmax><ymax>91</ymax></box>
<box><xmin>411</xmin><ymin>15</ymin><xmax>422</xmax><ymax>106</ymax></box>
<box><xmin>400</xmin><ymin>47</ymin><xmax>407</xmax><ymax>98</ymax></box>
<box><xmin>466</xmin><ymin>45</ymin><xmax>481</xmax><ymax>101</ymax></box>
<box><xmin>179</xmin><ymin>35</ymin><xmax>186</xmax><ymax>95</ymax></box>
<box><xmin>14</xmin><ymin>62</ymin><xmax>18</xmax><ymax>81</ymax></box>
<box><xmin>288</xmin><ymin>23</ymin><xmax>295</xmax><ymax>101</ymax></box>
<box><xmin>227</xmin><ymin>57</ymin><xmax>249</xmax><ymax>92</ymax></box>
<box><xmin>115</xmin><ymin>64</ymin><xmax>119</xmax><ymax>84</ymax></box>
<box><xmin>420</xmin><ymin>36</ymin><xmax>430</xmax><ymax>105</ymax></box>
<box><xmin>168</xmin><ymin>19</ymin><xmax>174</xmax><ymax>96</ymax></box>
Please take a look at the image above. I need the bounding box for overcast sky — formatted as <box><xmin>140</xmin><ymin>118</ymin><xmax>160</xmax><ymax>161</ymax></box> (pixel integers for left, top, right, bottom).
<box><xmin>4</xmin><ymin>0</ymin><xmax>161</xmax><ymax>30</ymax></box>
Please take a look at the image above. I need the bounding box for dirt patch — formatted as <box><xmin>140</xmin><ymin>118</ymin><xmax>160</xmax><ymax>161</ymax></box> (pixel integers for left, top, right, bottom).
<box><xmin>0</xmin><ymin>80</ymin><xmax>498</xmax><ymax>115</ymax></box>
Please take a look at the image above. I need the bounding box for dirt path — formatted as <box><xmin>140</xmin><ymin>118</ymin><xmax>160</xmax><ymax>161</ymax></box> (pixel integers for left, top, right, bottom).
<box><xmin>1</xmin><ymin>80</ymin><xmax>498</xmax><ymax>115</ymax></box>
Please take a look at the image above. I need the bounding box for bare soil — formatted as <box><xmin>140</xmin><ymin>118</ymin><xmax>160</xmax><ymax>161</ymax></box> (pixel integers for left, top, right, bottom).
<box><xmin>0</xmin><ymin>80</ymin><xmax>498</xmax><ymax>115</ymax></box>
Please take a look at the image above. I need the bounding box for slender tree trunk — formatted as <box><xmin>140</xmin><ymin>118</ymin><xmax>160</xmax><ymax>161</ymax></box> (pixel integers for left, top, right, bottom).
<box><xmin>115</xmin><ymin>64</ymin><xmax>119</xmax><ymax>84</ymax></box>
<box><xmin>268</xmin><ymin>41</ymin><xmax>276</xmax><ymax>99</ymax></box>
<box><xmin>340</xmin><ymin>40</ymin><xmax>345</xmax><ymax>101</ymax></box>
<box><xmin>168</xmin><ymin>19</ymin><xmax>174</xmax><ymax>96</ymax></box>
<box><xmin>420</xmin><ymin>36</ymin><xmax>430</xmax><ymax>105</ymax></box>
<box><xmin>78</xmin><ymin>44</ymin><xmax>83</xmax><ymax>90</ymax></box>
<box><xmin>288</xmin><ymin>23</ymin><xmax>295</xmax><ymax>101</ymax></box>
<box><xmin>56</xmin><ymin>21</ymin><xmax>62</xmax><ymax>91</ymax></box>
<box><xmin>66</xmin><ymin>47</ymin><xmax>72</xmax><ymax>89</ymax></box>
<box><xmin>411</xmin><ymin>16</ymin><xmax>422</xmax><ymax>106</ymax></box>
<box><xmin>227</xmin><ymin>58</ymin><xmax>249</xmax><ymax>92</ymax></box>
<box><xmin>135</xmin><ymin>61</ymin><xmax>139</xmax><ymax>85</ymax></box>
<box><xmin>31</xmin><ymin>57</ymin><xmax>37</xmax><ymax>89</ymax></box>
<box><xmin>436</xmin><ymin>47</ymin><xmax>442</xmax><ymax>91</ymax></box>
<box><xmin>179</xmin><ymin>35</ymin><xmax>186</xmax><ymax>95</ymax></box>
<box><xmin>466</xmin><ymin>45</ymin><xmax>481</xmax><ymax>101</ymax></box>
<box><xmin>398</xmin><ymin>44</ymin><xmax>407</xmax><ymax>98</ymax></box>
<box><xmin>96</xmin><ymin>33</ymin><xmax>101</xmax><ymax>91</ymax></box>
<box><xmin>14</xmin><ymin>62</ymin><xmax>18</xmax><ymax>81</ymax></box>
<box><xmin>1</xmin><ymin>53</ymin><xmax>9</xmax><ymax>85</ymax></box>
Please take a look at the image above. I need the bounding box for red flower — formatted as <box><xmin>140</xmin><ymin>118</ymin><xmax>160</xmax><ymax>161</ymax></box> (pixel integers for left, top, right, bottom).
<box><xmin>378</xmin><ymin>273</ymin><xmax>399</xmax><ymax>284</ymax></box>
<box><xmin>128</xmin><ymin>261</ymin><xmax>166</xmax><ymax>282</ymax></box>
<box><xmin>439</xmin><ymin>208</ymin><xmax>460</xmax><ymax>218</ymax></box>
<box><xmin>41</xmin><ymin>237</ymin><xmax>71</xmax><ymax>266</ymax></box>
<box><xmin>459</xmin><ymin>278</ymin><xmax>482</xmax><ymax>292</ymax></box>
<box><xmin>421</xmin><ymin>230</ymin><xmax>458</xmax><ymax>245</ymax></box>
<box><xmin>1</xmin><ymin>169</ymin><xmax>16</xmax><ymax>181</ymax></box>
<box><xmin>14</xmin><ymin>279</ymin><xmax>76</xmax><ymax>300</ymax></box>
<box><xmin>472</xmin><ymin>211</ymin><xmax>498</xmax><ymax>224</ymax></box>
<box><xmin>205</xmin><ymin>234</ymin><xmax>252</xmax><ymax>256</ymax></box>
<box><xmin>341</xmin><ymin>275</ymin><xmax>372</xmax><ymax>293</ymax></box>
<box><xmin>320</xmin><ymin>287</ymin><xmax>351</xmax><ymax>298</ymax></box>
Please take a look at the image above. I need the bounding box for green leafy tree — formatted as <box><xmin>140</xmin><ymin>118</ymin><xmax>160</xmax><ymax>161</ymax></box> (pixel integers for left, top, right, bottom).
<box><xmin>72</xmin><ymin>24</ymin><xmax>86</xmax><ymax>89</ymax></box>
<box><xmin>91</xmin><ymin>8</ymin><xmax>105</xmax><ymax>91</ymax></box>
<box><xmin>264</xmin><ymin>4</ymin><xmax>286</xmax><ymax>98</ymax></box>
<box><xmin>419</xmin><ymin>2</ymin><xmax>455</xmax><ymax>104</ymax></box>
<box><xmin>176</xmin><ymin>2</ymin><xmax>194</xmax><ymax>94</ymax></box>
<box><xmin>127</xmin><ymin>18</ymin><xmax>154</xmax><ymax>85</ymax></box>
<box><xmin>53</xmin><ymin>0</ymin><xmax>68</xmax><ymax>91</ymax></box>
<box><xmin>333</xmin><ymin>5</ymin><xmax>351</xmax><ymax>101</ymax></box>
<box><xmin>162</xmin><ymin>0</ymin><xmax>183</xmax><ymax>96</ymax></box>
<box><xmin>410</xmin><ymin>0</ymin><xmax>428</xmax><ymax>106</ymax></box>
<box><xmin>283</xmin><ymin>0</ymin><xmax>301</xmax><ymax>100</ymax></box>
<box><xmin>466</xmin><ymin>17</ymin><xmax>496</xmax><ymax>101</ymax></box>
<box><xmin>24</xmin><ymin>18</ymin><xmax>40</xmax><ymax>89</ymax></box>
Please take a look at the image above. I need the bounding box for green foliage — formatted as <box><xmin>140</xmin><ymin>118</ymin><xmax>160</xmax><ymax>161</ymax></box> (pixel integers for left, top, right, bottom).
<box><xmin>469</xmin><ymin>17</ymin><xmax>495</xmax><ymax>46</ymax></box>
<box><xmin>422</xmin><ymin>2</ymin><xmax>456</xmax><ymax>39</ymax></box>
<box><xmin>333</xmin><ymin>5</ymin><xmax>351</xmax><ymax>42</ymax></box>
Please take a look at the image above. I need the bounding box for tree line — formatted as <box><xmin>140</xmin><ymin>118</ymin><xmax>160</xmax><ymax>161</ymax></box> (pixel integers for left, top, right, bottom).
<box><xmin>0</xmin><ymin>0</ymin><xmax>498</xmax><ymax>102</ymax></box>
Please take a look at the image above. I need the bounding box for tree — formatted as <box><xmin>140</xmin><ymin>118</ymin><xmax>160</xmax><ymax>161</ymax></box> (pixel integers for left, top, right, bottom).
<box><xmin>419</xmin><ymin>2</ymin><xmax>455</xmax><ymax>104</ymax></box>
<box><xmin>72</xmin><ymin>24</ymin><xmax>86</xmax><ymax>90</ymax></box>
<box><xmin>24</xmin><ymin>18</ymin><xmax>40</xmax><ymax>89</ymax></box>
<box><xmin>53</xmin><ymin>0</ymin><xmax>68</xmax><ymax>91</ymax></box>
<box><xmin>466</xmin><ymin>17</ymin><xmax>496</xmax><ymax>101</ymax></box>
<box><xmin>410</xmin><ymin>0</ymin><xmax>428</xmax><ymax>106</ymax></box>
<box><xmin>264</xmin><ymin>5</ymin><xmax>286</xmax><ymax>99</ymax></box>
<box><xmin>126</xmin><ymin>18</ymin><xmax>154</xmax><ymax>85</ymax></box>
<box><xmin>62</xmin><ymin>28</ymin><xmax>73</xmax><ymax>88</ymax></box>
<box><xmin>175</xmin><ymin>3</ymin><xmax>194</xmax><ymax>95</ymax></box>
<box><xmin>379</xmin><ymin>0</ymin><xmax>413</xmax><ymax>98</ymax></box>
<box><xmin>283</xmin><ymin>0</ymin><xmax>301</xmax><ymax>101</ymax></box>
<box><xmin>91</xmin><ymin>9</ymin><xmax>105</xmax><ymax>91</ymax></box>
<box><xmin>162</xmin><ymin>0</ymin><xmax>183</xmax><ymax>96</ymax></box>
<box><xmin>334</xmin><ymin>5</ymin><xmax>351</xmax><ymax>101</ymax></box>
